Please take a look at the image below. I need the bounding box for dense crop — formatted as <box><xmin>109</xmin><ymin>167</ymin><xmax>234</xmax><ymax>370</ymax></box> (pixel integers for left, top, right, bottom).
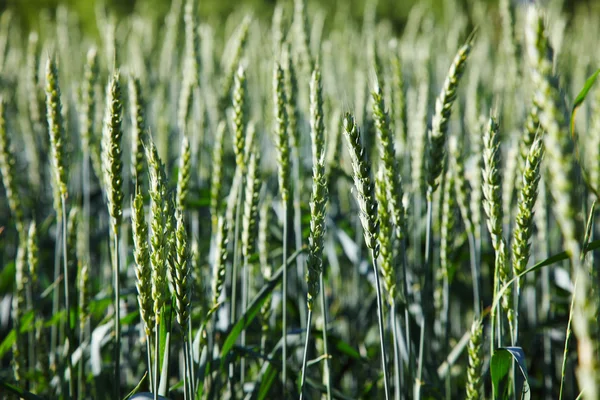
<box><xmin>1</xmin><ymin>0</ymin><xmax>600</xmax><ymax>399</ymax></box>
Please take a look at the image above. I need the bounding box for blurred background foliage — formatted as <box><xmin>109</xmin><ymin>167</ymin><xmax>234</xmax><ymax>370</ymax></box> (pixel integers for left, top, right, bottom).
<box><xmin>0</xmin><ymin>0</ymin><xmax>597</xmax><ymax>39</ymax></box>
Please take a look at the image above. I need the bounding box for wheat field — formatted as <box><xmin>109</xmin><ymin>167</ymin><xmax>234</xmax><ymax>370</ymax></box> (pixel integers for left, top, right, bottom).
<box><xmin>1</xmin><ymin>0</ymin><xmax>600</xmax><ymax>399</ymax></box>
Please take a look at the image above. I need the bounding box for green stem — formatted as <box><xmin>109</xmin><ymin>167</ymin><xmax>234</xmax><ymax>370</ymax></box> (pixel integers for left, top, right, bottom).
<box><xmin>559</xmin><ymin>271</ymin><xmax>579</xmax><ymax>400</ymax></box>
<box><xmin>467</xmin><ymin>232</ymin><xmax>481</xmax><ymax>317</ymax></box>
<box><xmin>282</xmin><ymin>201</ymin><xmax>289</xmax><ymax>394</ymax></box>
<box><xmin>371</xmin><ymin>250</ymin><xmax>390</xmax><ymax>400</ymax></box>
<box><xmin>112</xmin><ymin>229</ymin><xmax>121</xmax><ymax>399</ymax></box>
<box><xmin>299</xmin><ymin>309</ymin><xmax>313</xmax><ymax>400</ymax></box>
<box><xmin>230</xmin><ymin>178</ymin><xmax>244</xmax><ymax>386</ymax></box>
<box><xmin>319</xmin><ymin>272</ymin><xmax>332</xmax><ymax>400</ymax></box>
<box><xmin>154</xmin><ymin>323</ymin><xmax>159</xmax><ymax>400</ymax></box>
<box><xmin>423</xmin><ymin>196</ymin><xmax>434</xmax><ymax>362</ymax></box>
<box><xmin>391</xmin><ymin>300</ymin><xmax>401</xmax><ymax>400</ymax></box>
<box><xmin>62</xmin><ymin>197</ymin><xmax>74</xmax><ymax>399</ymax></box>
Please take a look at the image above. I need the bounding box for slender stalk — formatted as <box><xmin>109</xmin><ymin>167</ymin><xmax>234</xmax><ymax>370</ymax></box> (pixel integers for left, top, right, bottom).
<box><xmin>112</xmin><ymin>230</ymin><xmax>120</xmax><ymax>398</ymax></box>
<box><xmin>154</xmin><ymin>324</ymin><xmax>159</xmax><ymax>400</ymax></box>
<box><xmin>391</xmin><ymin>300</ymin><xmax>401</xmax><ymax>400</ymax></box>
<box><xmin>319</xmin><ymin>273</ymin><xmax>332</xmax><ymax>400</ymax></box>
<box><xmin>372</xmin><ymin>251</ymin><xmax>391</xmax><ymax>400</ymax></box>
<box><xmin>299</xmin><ymin>309</ymin><xmax>313</xmax><ymax>399</ymax></box>
<box><xmin>282</xmin><ymin>203</ymin><xmax>289</xmax><ymax>389</ymax></box>
<box><xmin>61</xmin><ymin>197</ymin><xmax>75</xmax><ymax>399</ymax></box>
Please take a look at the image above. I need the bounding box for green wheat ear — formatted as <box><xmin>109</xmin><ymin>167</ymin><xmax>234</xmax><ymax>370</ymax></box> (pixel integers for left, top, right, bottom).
<box><xmin>102</xmin><ymin>72</ymin><xmax>124</xmax><ymax>236</ymax></box>
<box><xmin>425</xmin><ymin>35</ymin><xmax>473</xmax><ymax>197</ymax></box>
<box><xmin>45</xmin><ymin>57</ymin><xmax>68</xmax><ymax>200</ymax></box>
<box><xmin>342</xmin><ymin>113</ymin><xmax>379</xmax><ymax>257</ymax></box>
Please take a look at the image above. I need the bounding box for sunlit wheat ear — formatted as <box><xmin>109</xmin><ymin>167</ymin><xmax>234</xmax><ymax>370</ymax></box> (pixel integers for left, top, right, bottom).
<box><xmin>211</xmin><ymin>216</ymin><xmax>228</xmax><ymax>308</ymax></box>
<box><xmin>425</xmin><ymin>36</ymin><xmax>473</xmax><ymax>197</ymax></box>
<box><xmin>466</xmin><ymin>318</ymin><xmax>483</xmax><ymax>400</ymax></box>
<box><xmin>101</xmin><ymin>72</ymin><xmax>124</xmax><ymax>236</ymax></box>
<box><xmin>342</xmin><ymin>113</ymin><xmax>379</xmax><ymax>256</ymax></box>
<box><xmin>482</xmin><ymin>116</ymin><xmax>512</xmax><ymax>321</ymax></box>
<box><xmin>306</xmin><ymin>65</ymin><xmax>328</xmax><ymax>311</ymax></box>
<box><xmin>241</xmin><ymin>149</ymin><xmax>261</xmax><ymax>260</ymax></box>
<box><xmin>172</xmin><ymin>209</ymin><xmax>192</xmax><ymax>327</ymax></box>
<box><xmin>390</xmin><ymin>45</ymin><xmax>406</xmax><ymax>147</ymax></box>
<box><xmin>219</xmin><ymin>16</ymin><xmax>251</xmax><ymax>111</ymax></box>
<box><xmin>232</xmin><ymin>65</ymin><xmax>248</xmax><ymax>171</ymax></box>
<box><xmin>273</xmin><ymin>62</ymin><xmax>291</xmax><ymax>203</ymax></box>
<box><xmin>512</xmin><ymin>137</ymin><xmax>543</xmax><ymax>281</ymax></box>
<box><xmin>132</xmin><ymin>192</ymin><xmax>154</xmax><ymax>336</ymax></box>
<box><xmin>283</xmin><ymin>43</ymin><xmax>300</xmax><ymax>152</ymax></box>
<box><xmin>375</xmin><ymin>168</ymin><xmax>395</xmax><ymax>306</ymax></box>
<box><xmin>0</xmin><ymin>96</ymin><xmax>24</xmax><ymax>234</ymax></box>
<box><xmin>45</xmin><ymin>57</ymin><xmax>68</xmax><ymax>200</ymax></box>
<box><xmin>80</xmin><ymin>47</ymin><xmax>98</xmax><ymax>160</ymax></box>
<box><xmin>128</xmin><ymin>76</ymin><xmax>146</xmax><ymax>187</ymax></box>
<box><xmin>176</xmin><ymin>135</ymin><xmax>191</xmax><ymax>212</ymax></box>
<box><xmin>372</xmin><ymin>84</ymin><xmax>406</xmax><ymax>240</ymax></box>
<box><xmin>210</xmin><ymin>121</ymin><xmax>227</xmax><ymax>232</ymax></box>
<box><xmin>146</xmin><ymin>140</ymin><xmax>170</xmax><ymax>325</ymax></box>
<box><xmin>293</xmin><ymin>0</ymin><xmax>313</xmax><ymax>70</ymax></box>
<box><xmin>482</xmin><ymin>117</ymin><xmax>503</xmax><ymax>253</ymax></box>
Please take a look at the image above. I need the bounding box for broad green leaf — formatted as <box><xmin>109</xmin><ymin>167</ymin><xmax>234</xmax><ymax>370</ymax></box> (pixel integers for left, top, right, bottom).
<box><xmin>0</xmin><ymin>379</ymin><xmax>45</xmax><ymax>400</ymax></box>
<box><xmin>0</xmin><ymin>329</ymin><xmax>15</xmax><ymax>358</ymax></box>
<box><xmin>220</xmin><ymin>248</ymin><xmax>305</xmax><ymax>365</ymax></box>
<box><xmin>257</xmin><ymin>364</ymin><xmax>278</xmax><ymax>400</ymax></box>
<box><xmin>491</xmin><ymin>347</ymin><xmax>530</xmax><ymax>400</ymax></box>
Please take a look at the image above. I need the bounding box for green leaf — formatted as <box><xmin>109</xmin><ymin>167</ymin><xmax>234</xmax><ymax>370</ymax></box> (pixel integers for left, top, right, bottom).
<box><xmin>257</xmin><ymin>364</ymin><xmax>278</xmax><ymax>400</ymax></box>
<box><xmin>123</xmin><ymin>371</ymin><xmax>148</xmax><ymax>400</ymax></box>
<box><xmin>0</xmin><ymin>379</ymin><xmax>45</xmax><ymax>400</ymax></box>
<box><xmin>0</xmin><ymin>329</ymin><xmax>15</xmax><ymax>358</ymax></box>
<box><xmin>491</xmin><ymin>236</ymin><xmax>600</xmax><ymax>315</ymax></box>
<box><xmin>571</xmin><ymin>68</ymin><xmax>600</xmax><ymax>137</ymax></box>
<box><xmin>491</xmin><ymin>347</ymin><xmax>530</xmax><ymax>400</ymax></box>
<box><xmin>220</xmin><ymin>248</ymin><xmax>305</xmax><ymax>366</ymax></box>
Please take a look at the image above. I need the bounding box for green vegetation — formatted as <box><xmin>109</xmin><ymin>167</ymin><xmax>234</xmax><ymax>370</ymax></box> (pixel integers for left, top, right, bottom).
<box><xmin>1</xmin><ymin>0</ymin><xmax>600</xmax><ymax>399</ymax></box>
